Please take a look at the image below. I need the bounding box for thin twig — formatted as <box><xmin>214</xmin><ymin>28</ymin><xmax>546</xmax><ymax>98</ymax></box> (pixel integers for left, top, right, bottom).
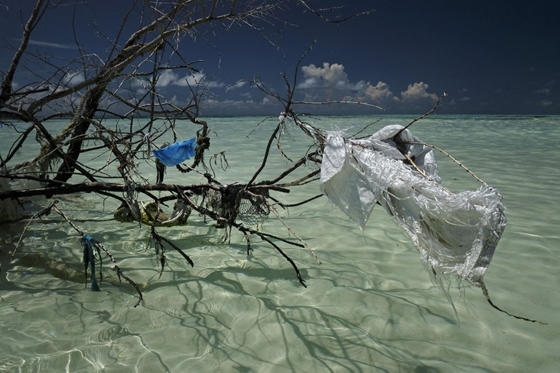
<box><xmin>393</xmin><ymin>91</ymin><xmax>447</xmax><ymax>140</ymax></box>
<box><xmin>410</xmin><ymin>141</ymin><xmax>486</xmax><ymax>184</ymax></box>
<box><xmin>12</xmin><ymin>200</ymin><xmax>58</xmax><ymax>260</ymax></box>
<box><xmin>245</xmin><ymin>122</ymin><xmax>282</xmax><ymax>188</ymax></box>
<box><xmin>267</xmin><ymin>200</ymin><xmax>321</xmax><ymax>265</ymax></box>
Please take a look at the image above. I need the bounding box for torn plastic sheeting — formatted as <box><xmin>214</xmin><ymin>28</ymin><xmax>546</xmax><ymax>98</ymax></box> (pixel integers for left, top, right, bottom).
<box><xmin>153</xmin><ymin>137</ymin><xmax>197</xmax><ymax>167</ymax></box>
<box><xmin>320</xmin><ymin>125</ymin><xmax>506</xmax><ymax>288</ymax></box>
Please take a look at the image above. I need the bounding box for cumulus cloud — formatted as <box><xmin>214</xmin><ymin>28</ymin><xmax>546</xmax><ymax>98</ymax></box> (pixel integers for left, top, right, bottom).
<box><xmin>179</xmin><ymin>62</ymin><xmax>439</xmax><ymax>114</ymax></box>
<box><xmin>363</xmin><ymin>81</ymin><xmax>394</xmax><ymax>101</ymax></box>
<box><xmin>297</xmin><ymin>63</ymin><xmax>365</xmax><ymax>90</ymax></box>
<box><xmin>299</xmin><ymin>63</ymin><xmax>348</xmax><ymax>89</ymax></box>
<box><xmin>296</xmin><ymin>62</ymin><xmax>438</xmax><ymax>109</ymax></box>
<box><xmin>399</xmin><ymin>82</ymin><xmax>439</xmax><ymax>103</ymax></box>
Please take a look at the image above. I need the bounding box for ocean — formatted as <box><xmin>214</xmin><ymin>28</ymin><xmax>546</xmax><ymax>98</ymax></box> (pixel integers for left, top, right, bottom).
<box><xmin>0</xmin><ymin>114</ymin><xmax>559</xmax><ymax>372</ymax></box>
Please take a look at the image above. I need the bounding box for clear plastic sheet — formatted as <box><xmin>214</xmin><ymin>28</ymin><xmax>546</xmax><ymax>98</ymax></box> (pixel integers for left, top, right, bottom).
<box><xmin>320</xmin><ymin>125</ymin><xmax>507</xmax><ymax>288</ymax></box>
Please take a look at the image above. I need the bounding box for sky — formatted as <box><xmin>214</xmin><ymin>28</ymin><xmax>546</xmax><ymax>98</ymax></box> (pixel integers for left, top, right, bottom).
<box><xmin>1</xmin><ymin>0</ymin><xmax>559</xmax><ymax>116</ymax></box>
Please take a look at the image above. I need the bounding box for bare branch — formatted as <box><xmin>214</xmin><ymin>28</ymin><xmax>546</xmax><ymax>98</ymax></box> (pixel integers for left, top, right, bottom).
<box><xmin>0</xmin><ymin>0</ymin><xmax>47</xmax><ymax>104</ymax></box>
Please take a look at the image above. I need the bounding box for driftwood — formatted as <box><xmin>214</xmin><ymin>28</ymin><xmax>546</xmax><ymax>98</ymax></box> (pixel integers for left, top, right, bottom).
<box><xmin>0</xmin><ymin>1</ymin><xmax>375</xmax><ymax>305</ymax></box>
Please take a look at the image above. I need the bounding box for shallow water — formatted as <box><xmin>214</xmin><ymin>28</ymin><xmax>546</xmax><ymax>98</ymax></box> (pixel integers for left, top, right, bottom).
<box><xmin>1</xmin><ymin>115</ymin><xmax>559</xmax><ymax>372</ymax></box>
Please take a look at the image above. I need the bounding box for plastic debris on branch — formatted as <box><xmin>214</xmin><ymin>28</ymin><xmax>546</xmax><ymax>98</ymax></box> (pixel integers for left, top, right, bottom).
<box><xmin>320</xmin><ymin>124</ymin><xmax>507</xmax><ymax>291</ymax></box>
<box><xmin>153</xmin><ymin>137</ymin><xmax>197</xmax><ymax>167</ymax></box>
<box><xmin>81</xmin><ymin>235</ymin><xmax>101</xmax><ymax>292</ymax></box>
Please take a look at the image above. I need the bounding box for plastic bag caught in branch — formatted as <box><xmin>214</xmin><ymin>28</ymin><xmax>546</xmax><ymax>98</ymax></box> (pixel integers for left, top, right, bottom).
<box><xmin>153</xmin><ymin>137</ymin><xmax>197</xmax><ymax>167</ymax></box>
<box><xmin>320</xmin><ymin>125</ymin><xmax>507</xmax><ymax>288</ymax></box>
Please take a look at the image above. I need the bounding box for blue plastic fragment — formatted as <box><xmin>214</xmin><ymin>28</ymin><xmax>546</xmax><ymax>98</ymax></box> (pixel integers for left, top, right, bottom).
<box><xmin>82</xmin><ymin>234</ymin><xmax>101</xmax><ymax>292</ymax></box>
<box><xmin>153</xmin><ymin>137</ymin><xmax>197</xmax><ymax>167</ymax></box>
<box><xmin>0</xmin><ymin>121</ymin><xmax>23</xmax><ymax>131</ymax></box>
<box><xmin>0</xmin><ymin>121</ymin><xmax>12</xmax><ymax>129</ymax></box>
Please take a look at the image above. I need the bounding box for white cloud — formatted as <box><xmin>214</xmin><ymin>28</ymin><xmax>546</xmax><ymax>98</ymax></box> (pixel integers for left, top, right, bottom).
<box><xmin>540</xmin><ymin>100</ymin><xmax>552</xmax><ymax>106</ymax></box>
<box><xmin>62</xmin><ymin>71</ymin><xmax>86</xmax><ymax>86</ymax></box>
<box><xmin>363</xmin><ymin>81</ymin><xmax>394</xmax><ymax>101</ymax></box>
<box><xmin>535</xmin><ymin>88</ymin><xmax>550</xmax><ymax>94</ymax></box>
<box><xmin>155</xmin><ymin>70</ymin><xmax>223</xmax><ymax>88</ymax></box>
<box><xmin>296</xmin><ymin>63</ymin><xmax>439</xmax><ymax>109</ymax></box>
<box><xmin>28</xmin><ymin>39</ymin><xmax>77</xmax><ymax>50</ymax></box>
<box><xmin>399</xmin><ymin>82</ymin><xmax>438</xmax><ymax>103</ymax></box>
<box><xmin>169</xmin><ymin>95</ymin><xmax>180</xmax><ymax>105</ymax></box>
<box><xmin>155</xmin><ymin>70</ymin><xmax>179</xmax><ymax>87</ymax></box>
<box><xmin>193</xmin><ymin>62</ymin><xmax>439</xmax><ymax>114</ymax></box>
<box><xmin>184</xmin><ymin>72</ymin><xmax>224</xmax><ymax>88</ymax></box>
<box><xmin>226</xmin><ymin>80</ymin><xmax>247</xmax><ymax>91</ymax></box>
<box><xmin>200</xmin><ymin>95</ymin><xmax>276</xmax><ymax>114</ymax></box>
<box><xmin>299</xmin><ymin>63</ymin><xmax>348</xmax><ymax>89</ymax></box>
<box><xmin>298</xmin><ymin>77</ymin><xmax>319</xmax><ymax>89</ymax></box>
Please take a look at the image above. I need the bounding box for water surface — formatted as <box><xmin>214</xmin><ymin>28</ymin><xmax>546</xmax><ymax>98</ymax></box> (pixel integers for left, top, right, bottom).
<box><xmin>1</xmin><ymin>115</ymin><xmax>559</xmax><ymax>372</ymax></box>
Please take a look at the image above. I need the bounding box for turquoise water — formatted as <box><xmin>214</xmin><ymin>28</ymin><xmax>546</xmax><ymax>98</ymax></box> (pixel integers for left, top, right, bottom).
<box><xmin>1</xmin><ymin>115</ymin><xmax>559</xmax><ymax>372</ymax></box>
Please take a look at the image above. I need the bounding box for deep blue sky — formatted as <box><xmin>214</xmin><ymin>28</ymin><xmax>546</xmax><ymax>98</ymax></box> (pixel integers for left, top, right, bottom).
<box><xmin>1</xmin><ymin>0</ymin><xmax>559</xmax><ymax>115</ymax></box>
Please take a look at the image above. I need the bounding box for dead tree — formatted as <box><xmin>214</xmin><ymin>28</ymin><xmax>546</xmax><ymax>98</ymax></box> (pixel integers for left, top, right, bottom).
<box><xmin>0</xmin><ymin>1</ymin><xmax>372</xmax><ymax>306</ymax></box>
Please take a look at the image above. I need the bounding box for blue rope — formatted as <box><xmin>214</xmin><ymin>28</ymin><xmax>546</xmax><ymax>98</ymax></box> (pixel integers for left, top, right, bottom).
<box><xmin>81</xmin><ymin>235</ymin><xmax>101</xmax><ymax>291</ymax></box>
<box><xmin>0</xmin><ymin>121</ymin><xmax>23</xmax><ymax>131</ymax></box>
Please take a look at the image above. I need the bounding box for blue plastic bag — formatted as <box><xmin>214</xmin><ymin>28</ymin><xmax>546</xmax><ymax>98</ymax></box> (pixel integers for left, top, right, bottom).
<box><xmin>153</xmin><ymin>137</ymin><xmax>197</xmax><ymax>167</ymax></box>
<box><xmin>81</xmin><ymin>234</ymin><xmax>101</xmax><ymax>291</ymax></box>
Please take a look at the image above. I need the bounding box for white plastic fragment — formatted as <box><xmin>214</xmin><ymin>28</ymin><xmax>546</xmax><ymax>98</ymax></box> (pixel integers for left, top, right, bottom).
<box><xmin>320</xmin><ymin>125</ymin><xmax>506</xmax><ymax>287</ymax></box>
